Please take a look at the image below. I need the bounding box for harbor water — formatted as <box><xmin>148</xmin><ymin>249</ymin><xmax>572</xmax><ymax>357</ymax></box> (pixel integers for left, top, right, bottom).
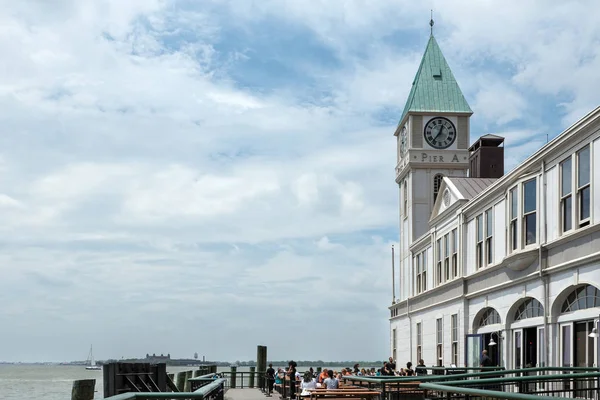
<box><xmin>0</xmin><ymin>364</ymin><xmax>350</xmax><ymax>400</ymax></box>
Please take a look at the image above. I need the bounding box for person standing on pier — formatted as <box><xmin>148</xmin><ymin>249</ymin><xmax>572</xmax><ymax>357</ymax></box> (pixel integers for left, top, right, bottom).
<box><xmin>287</xmin><ymin>361</ymin><xmax>298</xmax><ymax>399</ymax></box>
<box><xmin>266</xmin><ymin>363</ymin><xmax>275</xmax><ymax>394</ymax></box>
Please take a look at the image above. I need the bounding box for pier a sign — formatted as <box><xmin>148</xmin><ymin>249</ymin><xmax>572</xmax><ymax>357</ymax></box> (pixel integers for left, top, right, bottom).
<box><xmin>395</xmin><ymin>149</ymin><xmax>469</xmax><ymax>181</ymax></box>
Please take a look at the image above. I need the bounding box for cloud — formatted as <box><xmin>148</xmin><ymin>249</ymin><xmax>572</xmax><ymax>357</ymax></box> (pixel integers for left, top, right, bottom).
<box><xmin>0</xmin><ymin>0</ymin><xmax>599</xmax><ymax>364</ymax></box>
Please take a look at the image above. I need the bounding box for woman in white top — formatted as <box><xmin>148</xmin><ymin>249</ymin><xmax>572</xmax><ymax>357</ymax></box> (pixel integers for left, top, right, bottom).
<box><xmin>300</xmin><ymin>371</ymin><xmax>317</xmax><ymax>396</ymax></box>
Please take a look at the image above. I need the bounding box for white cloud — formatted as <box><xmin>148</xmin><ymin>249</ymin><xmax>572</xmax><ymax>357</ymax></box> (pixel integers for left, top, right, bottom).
<box><xmin>0</xmin><ymin>0</ymin><xmax>599</xmax><ymax>364</ymax></box>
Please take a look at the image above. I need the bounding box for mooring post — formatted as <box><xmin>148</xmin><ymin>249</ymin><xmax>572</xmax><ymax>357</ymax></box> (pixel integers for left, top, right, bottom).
<box><xmin>249</xmin><ymin>366</ymin><xmax>256</xmax><ymax>388</ymax></box>
<box><xmin>230</xmin><ymin>366</ymin><xmax>237</xmax><ymax>389</ymax></box>
<box><xmin>72</xmin><ymin>379</ymin><xmax>96</xmax><ymax>400</ymax></box>
<box><xmin>256</xmin><ymin>345</ymin><xmax>267</xmax><ymax>390</ymax></box>
<box><xmin>176</xmin><ymin>371</ymin><xmax>186</xmax><ymax>391</ymax></box>
<box><xmin>185</xmin><ymin>370</ymin><xmax>193</xmax><ymax>391</ymax></box>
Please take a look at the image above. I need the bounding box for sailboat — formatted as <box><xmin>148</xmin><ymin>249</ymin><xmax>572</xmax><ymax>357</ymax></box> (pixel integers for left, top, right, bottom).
<box><xmin>85</xmin><ymin>345</ymin><xmax>101</xmax><ymax>370</ymax></box>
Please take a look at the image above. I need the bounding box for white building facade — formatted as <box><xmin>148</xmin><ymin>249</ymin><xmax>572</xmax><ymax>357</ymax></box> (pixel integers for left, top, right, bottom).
<box><xmin>389</xmin><ymin>33</ymin><xmax>600</xmax><ymax>370</ymax></box>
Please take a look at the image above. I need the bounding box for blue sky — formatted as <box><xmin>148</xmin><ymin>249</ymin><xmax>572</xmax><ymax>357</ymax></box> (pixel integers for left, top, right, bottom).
<box><xmin>1</xmin><ymin>0</ymin><xmax>600</xmax><ymax>363</ymax></box>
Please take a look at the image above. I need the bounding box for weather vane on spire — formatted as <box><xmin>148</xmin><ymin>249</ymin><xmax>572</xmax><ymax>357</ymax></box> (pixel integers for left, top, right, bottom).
<box><xmin>430</xmin><ymin>10</ymin><xmax>434</xmax><ymax>36</ymax></box>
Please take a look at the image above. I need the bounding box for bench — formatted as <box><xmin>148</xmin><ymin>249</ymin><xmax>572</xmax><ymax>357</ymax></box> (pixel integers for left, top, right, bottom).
<box><xmin>305</xmin><ymin>388</ymin><xmax>381</xmax><ymax>400</ymax></box>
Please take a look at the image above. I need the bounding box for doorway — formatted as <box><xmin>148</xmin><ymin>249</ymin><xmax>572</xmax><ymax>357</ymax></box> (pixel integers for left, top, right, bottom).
<box><xmin>482</xmin><ymin>332</ymin><xmax>501</xmax><ymax>366</ymax></box>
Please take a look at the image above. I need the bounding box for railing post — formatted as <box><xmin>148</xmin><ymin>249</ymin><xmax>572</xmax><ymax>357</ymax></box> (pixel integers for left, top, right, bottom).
<box><xmin>250</xmin><ymin>366</ymin><xmax>256</xmax><ymax>388</ymax></box>
<box><xmin>231</xmin><ymin>366</ymin><xmax>237</xmax><ymax>389</ymax></box>
<box><xmin>185</xmin><ymin>370</ymin><xmax>193</xmax><ymax>391</ymax></box>
<box><xmin>71</xmin><ymin>379</ymin><xmax>95</xmax><ymax>400</ymax></box>
<box><xmin>176</xmin><ymin>372</ymin><xmax>186</xmax><ymax>391</ymax></box>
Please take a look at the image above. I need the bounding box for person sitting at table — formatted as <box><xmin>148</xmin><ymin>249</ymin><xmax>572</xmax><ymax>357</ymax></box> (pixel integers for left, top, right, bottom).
<box><xmin>401</xmin><ymin>362</ymin><xmax>414</xmax><ymax>376</ymax></box>
<box><xmin>300</xmin><ymin>371</ymin><xmax>317</xmax><ymax>392</ymax></box>
<box><xmin>323</xmin><ymin>369</ymin><xmax>339</xmax><ymax>389</ymax></box>
<box><xmin>318</xmin><ymin>369</ymin><xmax>329</xmax><ymax>383</ymax></box>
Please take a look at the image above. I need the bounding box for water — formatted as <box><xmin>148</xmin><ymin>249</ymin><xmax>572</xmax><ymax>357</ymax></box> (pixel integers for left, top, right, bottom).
<box><xmin>0</xmin><ymin>365</ymin><xmax>351</xmax><ymax>400</ymax></box>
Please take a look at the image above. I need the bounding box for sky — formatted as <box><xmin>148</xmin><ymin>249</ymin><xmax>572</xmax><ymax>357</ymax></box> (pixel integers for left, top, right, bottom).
<box><xmin>1</xmin><ymin>0</ymin><xmax>600</xmax><ymax>363</ymax></box>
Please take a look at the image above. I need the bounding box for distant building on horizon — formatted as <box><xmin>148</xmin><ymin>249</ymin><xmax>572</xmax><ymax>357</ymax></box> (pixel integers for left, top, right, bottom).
<box><xmin>389</xmin><ymin>28</ymin><xmax>599</xmax><ymax>369</ymax></box>
<box><xmin>145</xmin><ymin>353</ymin><xmax>171</xmax><ymax>363</ymax></box>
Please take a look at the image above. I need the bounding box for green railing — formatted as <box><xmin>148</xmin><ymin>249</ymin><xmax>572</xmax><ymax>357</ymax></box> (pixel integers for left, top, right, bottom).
<box><xmin>103</xmin><ymin>378</ymin><xmax>226</xmax><ymax>400</ymax></box>
<box><xmin>342</xmin><ymin>367</ymin><xmax>600</xmax><ymax>400</ymax></box>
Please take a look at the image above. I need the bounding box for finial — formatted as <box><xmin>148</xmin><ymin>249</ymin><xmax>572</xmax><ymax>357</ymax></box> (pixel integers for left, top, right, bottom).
<box><xmin>429</xmin><ymin>10</ymin><xmax>434</xmax><ymax>36</ymax></box>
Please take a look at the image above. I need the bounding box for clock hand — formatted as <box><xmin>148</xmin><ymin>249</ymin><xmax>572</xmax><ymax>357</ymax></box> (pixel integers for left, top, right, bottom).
<box><xmin>433</xmin><ymin>125</ymin><xmax>443</xmax><ymax>141</ymax></box>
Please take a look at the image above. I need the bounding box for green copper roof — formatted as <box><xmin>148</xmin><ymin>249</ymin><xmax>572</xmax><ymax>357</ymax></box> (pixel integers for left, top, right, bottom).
<box><xmin>399</xmin><ymin>35</ymin><xmax>472</xmax><ymax>126</ymax></box>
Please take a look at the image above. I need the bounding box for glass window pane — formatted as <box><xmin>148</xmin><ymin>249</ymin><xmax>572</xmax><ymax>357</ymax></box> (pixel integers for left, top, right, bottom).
<box><xmin>511</xmin><ymin>221</ymin><xmax>517</xmax><ymax>250</ymax></box>
<box><xmin>563</xmin><ymin>196</ymin><xmax>572</xmax><ymax>231</ymax></box>
<box><xmin>511</xmin><ymin>188</ymin><xmax>518</xmax><ymax>219</ymax></box>
<box><xmin>486</xmin><ymin>209</ymin><xmax>493</xmax><ymax>236</ymax></box>
<box><xmin>578</xmin><ymin>146</ymin><xmax>590</xmax><ymax>187</ymax></box>
<box><xmin>525</xmin><ymin>213</ymin><xmax>537</xmax><ymax>245</ymax></box>
<box><xmin>444</xmin><ymin>234</ymin><xmax>449</xmax><ymax>257</ymax></box>
<box><xmin>477</xmin><ymin>215</ymin><xmax>483</xmax><ymax>241</ymax></box>
<box><xmin>580</xmin><ymin>186</ymin><xmax>590</xmax><ymax>221</ymax></box>
<box><xmin>562</xmin><ymin>326</ymin><xmax>571</xmax><ymax>366</ymax></box>
<box><xmin>561</xmin><ymin>158</ymin><xmax>572</xmax><ymax>197</ymax></box>
<box><xmin>452</xmin><ymin>229</ymin><xmax>457</xmax><ymax>252</ymax></box>
<box><xmin>524</xmin><ymin>179</ymin><xmax>537</xmax><ymax>213</ymax></box>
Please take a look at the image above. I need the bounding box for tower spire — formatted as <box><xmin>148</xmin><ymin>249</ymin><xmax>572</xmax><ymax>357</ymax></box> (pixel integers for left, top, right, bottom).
<box><xmin>429</xmin><ymin>10</ymin><xmax>434</xmax><ymax>36</ymax></box>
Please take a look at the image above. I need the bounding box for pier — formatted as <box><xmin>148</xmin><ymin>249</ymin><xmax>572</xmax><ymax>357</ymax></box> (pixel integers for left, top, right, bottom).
<box><xmin>70</xmin><ymin>345</ymin><xmax>600</xmax><ymax>400</ymax></box>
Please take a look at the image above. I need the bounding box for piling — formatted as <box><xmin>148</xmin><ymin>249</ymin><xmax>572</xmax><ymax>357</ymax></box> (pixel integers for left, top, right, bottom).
<box><xmin>71</xmin><ymin>379</ymin><xmax>96</xmax><ymax>400</ymax></box>
<box><xmin>176</xmin><ymin>371</ymin><xmax>186</xmax><ymax>391</ymax></box>
<box><xmin>249</xmin><ymin>366</ymin><xmax>256</xmax><ymax>388</ymax></box>
<box><xmin>230</xmin><ymin>366</ymin><xmax>237</xmax><ymax>388</ymax></box>
<box><xmin>256</xmin><ymin>345</ymin><xmax>267</xmax><ymax>390</ymax></box>
<box><xmin>185</xmin><ymin>370</ymin><xmax>193</xmax><ymax>391</ymax></box>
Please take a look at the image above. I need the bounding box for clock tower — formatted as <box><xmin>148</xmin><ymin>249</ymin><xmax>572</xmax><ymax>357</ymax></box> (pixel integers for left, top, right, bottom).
<box><xmin>394</xmin><ymin>32</ymin><xmax>472</xmax><ymax>302</ymax></box>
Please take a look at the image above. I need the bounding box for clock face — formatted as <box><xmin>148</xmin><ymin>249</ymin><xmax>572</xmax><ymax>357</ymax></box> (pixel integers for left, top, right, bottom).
<box><xmin>424</xmin><ymin>117</ymin><xmax>456</xmax><ymax>149</ymax></box>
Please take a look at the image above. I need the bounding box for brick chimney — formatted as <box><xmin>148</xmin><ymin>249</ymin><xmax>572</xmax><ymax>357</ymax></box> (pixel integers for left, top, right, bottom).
<box><xmin>468</xmin><ymin>134</ymin><xmax>504</xmax><ymax>178</ymax></box>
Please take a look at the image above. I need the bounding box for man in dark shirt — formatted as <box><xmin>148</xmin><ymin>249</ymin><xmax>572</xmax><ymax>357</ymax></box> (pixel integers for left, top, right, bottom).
<box><xmin>480</xmin><ymin>350</ymin><xmax>493</xmax><ymax>368</ymax></box>
<box><xmin>266</xmin><ymin>363</ymin><xmax>275</xmax><ymax>394</ymax></box>
<box><xmin>386</xmin><ymin>357</ymin><xmax>396</xmax><ymax>374</ymax></box>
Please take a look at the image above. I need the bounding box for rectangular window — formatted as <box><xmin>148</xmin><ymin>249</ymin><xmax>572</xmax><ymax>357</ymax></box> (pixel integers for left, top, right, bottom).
<box><xmin>510</xmin><ymin>188</ymin><xmax>518</xmax><ymax>251</ymax></box>
<box><xmin>403</xmin><ymin>181</ymin><xmax>408</xmax><ymax>218</ymax></box>
<box><xmin>422</xmin><ymin>250</ymin><xmax>427</xmax><ymax>292</ymax></box>
<box><xmin>476</xmin><ymin>214</ymin><xmax>483</xmax><ymax>269</ymax></box>
<box><xmin>436</xmin><ymin>239</ymin><xmax>442</xmax><ymax>285</ymax></box>
<box><xmin>485</xmin><ymin>208</ymin><xmax>493</xmax><ymax>265</ymax></box>
<box><xmin>451</xmin><ymin>228</ymin><xmax>458</xmax><ymax>278</ymax></box>
<box><xmin>414</xmin><ymin>254</ymin><xmax>421</xmax><ymax>295</ymax></box>
<box><xmin>392</xmin><ymin>328</ymin><xmax>397</xmax><ymax>362</ymax></box>
<box><xmin>416</xmin><ymin>323</ymin><xmax>422</xmax><ymax>363</ymax></box>
<box><xmin>451</xmin><ymin>314</ymin><xmax>458</xmax><ymax>366</ymax></box>
<box><xmin>444</xmin><ymin>234</ymin><xmax>450</xmax><ymax>281</ymax></box>
<box><xmin>577</xmin><ymin>146</ymin><xmax>590</xmax><ymax>227</ymax></box>
<box><xmin>414</xmin><ymin>251</ymin><xmax>427</xmax><ymax>295</ymax></box>
<box><xmin>436</xmin><ymin>318</ymin><xmax>443</xmax><ymax>366</ymax></box>
<box><xmin>561</xmin><ymin>157</ymin><xmax>573</xmax><ymax>232</ymax></box>
<box><xmin>523</xmin><ymin>179</ymin><xmax>537</xmax><ymax>245</ymax></box>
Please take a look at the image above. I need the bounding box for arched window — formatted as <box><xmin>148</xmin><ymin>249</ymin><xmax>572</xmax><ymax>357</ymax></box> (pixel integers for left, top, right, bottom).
<box><xmin>478</xmin><ymin>307</ymin><xmax>501</xmax><ymax>327</ymax></box>
<box><xmin>433</xmin><ymin>174</ymin><xmax>444</xmax><ymax>203</ymax></box>
<box><xmin>561</xmin><ymin>284</ymin><xmax>600</xmax><ymax>313</ymax></box>
<box><xmin>514</xmin><ymin>298</ymin><xmax>544</xmax><ymax>320</ymax></box>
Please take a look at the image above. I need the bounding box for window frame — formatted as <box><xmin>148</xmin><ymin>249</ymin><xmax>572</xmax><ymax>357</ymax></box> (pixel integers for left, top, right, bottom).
<box><xmin>485</xmin><ymin>208</ymin><xmax>493</xmax><ymax>265</ymax></box>
<box><xmin>451</xmin><ymin>314</ymin><xmax>458</xmax><ymax>366</ymax></box>
<box><xmin>509</xmin><ymin>187</ymin><xmax>518</xmax><ymax>252</ymax></box>
<box><xmin>436</xmin><ymin>318</ymin><xmax>443</xmax><ymax>366</ymax></box>
<box><xmin>433</xmin><ymin>174</ymin><xmax>444</xmax><ymax>204</ymax></box>
<box><xmin>403</xmin><ymin>180</ymin><xmax>408</xmax><ymax>219</ymax></box>
<box><xmin>577</xmin><ymin>145</ymin><xmax>590</xmax><ymax>228</ymax></box>
<box><xmin>560</xmin><ymin>156</ymin><xmax>573</xmax><ymax>233</ymax></box>
<box><xmin>444</xmin><ymin>233</ymin><xmax>450</xmax><ymax>281</ymax></box>
<box><xmin>436</xmin><ymin>239</ymin><xmax>442</xmax><ymax>286</ymax></box>
<box><xmin>451</xmin><ymin>228</ymin><xmax>458</xmax><ymax>279</ymax></box>
<box><xmin>416</xmin><ymin>322</ymin><xmax>422</xmax><ymax>363</ymax></box>
<box><xmin>476</xmin><ymin>214</ymin><xmax>484</xmax><ymax>269</ymax></box>
<box><xmin>522</xmin><ymin>178</ymin><xmax>537</xmax><ymax>247</ymax></box>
